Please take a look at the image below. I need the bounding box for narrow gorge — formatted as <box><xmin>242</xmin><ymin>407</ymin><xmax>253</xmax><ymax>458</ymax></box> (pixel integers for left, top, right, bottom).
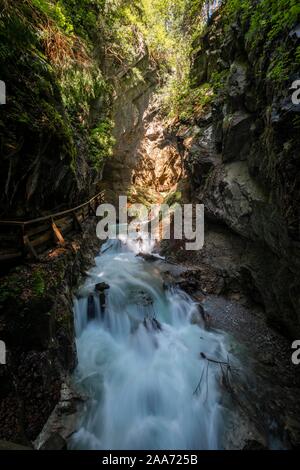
<box><xmin>0</xmin><ymin>0</ymin><xmax>300</xmax><ymax>453</ymax></box>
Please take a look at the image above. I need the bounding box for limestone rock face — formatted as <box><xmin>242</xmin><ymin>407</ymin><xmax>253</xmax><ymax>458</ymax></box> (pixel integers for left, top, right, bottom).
<box><xmin>103</xmin><ymin>87</ymin><xmax>182</xmax><ymax>204</ymax></box>
<box><xmin>133</xmin><ymin>112</ymin><xmax>182</xmax><ymax>194</ymax></box>
<box><xmin>103</xmin><ymin>56</ymin><xmax>158</xmax><ymax>196</ymax></box>
<box><xmin>227</xmin><ymin>61</ymin><xmax>249</xmax><ymax>110</ymax></box>
<box><xmin>180</xmin><ymin>13</ymin><xmax>300</xmax><ymax>337</ymax></box>
<box><xmin>222</xmin><ymin>112</ymin><xmax>254</xmax><ymax>162</ymax></box>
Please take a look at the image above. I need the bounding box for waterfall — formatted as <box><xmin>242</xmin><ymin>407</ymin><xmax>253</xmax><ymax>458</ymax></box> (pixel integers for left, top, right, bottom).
<box><xmin>70</xmin><ymin>229</ymin><xmax>237</xmax><ymax>450</ymax></box>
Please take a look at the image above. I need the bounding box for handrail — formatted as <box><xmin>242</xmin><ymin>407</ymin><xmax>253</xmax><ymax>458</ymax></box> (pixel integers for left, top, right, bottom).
<box><xmin>0</xmin><ymin>190</ymin><xmax>104</xmax><ymax>227</ymax></box>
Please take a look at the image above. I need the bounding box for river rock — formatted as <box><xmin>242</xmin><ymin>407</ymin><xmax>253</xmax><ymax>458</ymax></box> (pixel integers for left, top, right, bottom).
<box><xmin>136</xmin><ymin>253</ymin><xmax>160</xmax><ymax>262</ymax></box>
<box><xmin>190</xmin><ymin>304</ymin><xmax>210</xmax><ymax>327</ymax></box>
<box><xmin>284</xmin><ymin>417</ymin><xmax>300</xmax><ymax>448</ymax></box>
<box><xmin>34</xmin><ymin>382</ymin><xmax>85</xmax><ymax>450</ymax></box>
<box><xmin>95</xmin><ymin>283</ymin><xmax>109</xmax><ymax>312</ymax></box>
<box><xmin>129</xmin><ymin>289</ymin><xmax>153</xmax><ymax>307</ymax></box>
<box><xmin>143</xmin><ymin>317</ymin><xmax>162</xmax><ymax>332</ymax></box>
<box><xmin>40</xmin><ymin>433</ymin><xmax>67</xmax><ymax>450</ymax></box>
<box><xmin>95</xmin><ymin>282</ymin><xmax>110</xmax><ymax>292</ymax></box>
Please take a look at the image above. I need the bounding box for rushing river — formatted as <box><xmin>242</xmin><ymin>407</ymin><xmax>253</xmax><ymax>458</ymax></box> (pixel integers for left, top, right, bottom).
<box><xmin>70</xmin><ymin>229</ymin><xmax>238</xmax><ymax>450</ymax></box>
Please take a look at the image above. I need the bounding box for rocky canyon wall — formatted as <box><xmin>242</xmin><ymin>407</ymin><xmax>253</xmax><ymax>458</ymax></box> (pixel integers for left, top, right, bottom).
<box><xmin>102</xmin><ymin>65</ymin><xmax>183</xmax><ymax>204</ymax></box>
<box><xmin>176</xmin><ymin>9</ymin><xmax>300</xmax><ymax>337</ymax></box>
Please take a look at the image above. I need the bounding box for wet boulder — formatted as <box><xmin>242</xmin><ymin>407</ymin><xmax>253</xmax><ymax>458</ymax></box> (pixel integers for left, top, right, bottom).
<box><xmin>176</xmin><ymin>278</ymin><xmax>200</xmax><ymax>295</ymax></box>
<box><xmin>95</xmin><ymin>282</ymin><xmax>110</xmax><ymax>312</ymax></box>
<box><xmin>136</xmin><ymin>253</ymin><xmax>159</xmax><ymax>262</ymax></box>
<box><xmin>129</xmin><ymin>289</ymin><xmax>153</xmax><ymax>307</ymax></box>
<box><xmin>143</xmin><ymin>317</ymin><xmax>162</xmax><ymax>332</ymax></box>
<box><xmin>40</xmin><ymin>433</ymin><xmax>67</xmax><ymax>450</ymax></box>
<box><xmin>95</xmin><ymin>282</ymin><xmax>110</xmax><ymax>292</ymax></box>
<box><xmin>190</xmin><ymin>304</ymin><xmax>210</xmax><ymax>327</ymax></box>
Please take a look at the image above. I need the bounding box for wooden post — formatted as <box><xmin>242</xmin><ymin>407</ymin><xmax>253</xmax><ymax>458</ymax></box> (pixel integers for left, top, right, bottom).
<box><xmin>72</xmin><ymin>211</ymin><xmax>83</xmax><ymax>232</ymax></box>
<box><xmin>0</xmin><ymin>191</ymin><xmax>105</xmax><ymax>267</ymax></box>
<box><xmin>89</xmin><ymin>202</ymin><xmax>96</xmax><ymax>216</ymax></box>
<box><xmin>23</xmin><ymin>234</ymin><xmax>39</xmax><ymax>261</ymax></box>
<box><xmin>51</xmin><ymin>219</ymin><xmax>65</xmax><ymax>245</ymax></box>
<box><xmin>20</xmin><ymin>225</ymin><xmax>38</xmax><ymax>261</ymax></box>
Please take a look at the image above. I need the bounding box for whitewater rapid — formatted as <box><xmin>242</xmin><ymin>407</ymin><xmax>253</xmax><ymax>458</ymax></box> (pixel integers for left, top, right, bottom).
<box><xmin>70</xmin><ymin>229</ymin><xmax>237</xmax><ymax>450</ymax></box>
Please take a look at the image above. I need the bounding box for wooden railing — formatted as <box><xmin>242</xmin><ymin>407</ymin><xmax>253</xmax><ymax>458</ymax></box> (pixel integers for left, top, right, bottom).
<box><xmin>0</xmin><ymin>191</ymin><xmax>104</xmax><ymax>263</ymax></box>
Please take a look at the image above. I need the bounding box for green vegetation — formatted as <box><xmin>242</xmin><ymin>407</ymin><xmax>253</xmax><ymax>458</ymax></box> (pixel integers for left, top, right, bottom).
<box><xmin>127</xmin><ymin>186</ymin><xmax>159</xmax><ymax>206</ymax></box>
<box><xmin>164</xmin><ymin>190</ymin><xmax>182</xmax><ymax>207</ymax></box>
<box><xmin>0</xmin><ymin>0</ymin><xmax>219</xmax><ymax>176</ymax></box>
<box><xmin>0</xmin><ymin>267</ymin><xmax>46</xmax><ymax>303</ymax></box>
<box><xmin>165</xmin><ymin>0</ymin><xmax>300</xmax><ymax>121</ymax></box>
<box><xmin>32</xmin><ymin>270</ymin><xmax>46</xmax><ymax>296</ymax></box>
<box><xmin>0</xmin><ymin>0</ymin><xmax>148</xmax><ymax>193</ymax></box>
<box><xmin>224</xmin><ymin>0</ymin><xmax>300</xmax><ymax>83</ymax></box>
<box><xmin>166</xmin><ymin>81</ymin><xmax>214</xmax><ymax>122</ymax></box>
<box><xmin>134</xmin><ymin>0</ymin><xmax>209</xmax><ymax>120</ymax></box>
<box><xmin>89</xmin><ymin>119</ymin><xmax>116</xmax><ymax>170</ymax></box>
<box><xmin>1</xmin><ymin>0</ymin><xmax>298</xmax><ymax>199</ymax></box>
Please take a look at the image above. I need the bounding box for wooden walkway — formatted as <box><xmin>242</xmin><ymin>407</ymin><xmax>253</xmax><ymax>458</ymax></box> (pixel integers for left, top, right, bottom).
<box><xmin>0</xmin><ymin>191</ymin><xmax>104</xmax><ymax>264</ymax></box>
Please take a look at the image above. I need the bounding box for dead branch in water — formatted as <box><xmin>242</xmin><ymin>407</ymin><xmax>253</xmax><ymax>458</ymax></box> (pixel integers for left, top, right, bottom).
<box><xmin>193</xmin><ymin>352</ymin><xmax>239</xmax><ymax>398</ymax></box>
<box><xmin>199</xmin><ymin>352</ymin><xmax>239</xmax><ymax>370</ymax></box>
<box><xmin>193</xmin><ymin>364</ymin><xmax>206</xmax><ymax>396</ymax></box>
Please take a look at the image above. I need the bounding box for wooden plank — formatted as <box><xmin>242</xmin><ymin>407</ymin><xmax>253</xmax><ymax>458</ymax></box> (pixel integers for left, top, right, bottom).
<box><xmin>75</xmin><ymin>212</ymin><xmax>83</xmax><ymax>223</ymax></box>
<box><xmin>23</xmin><ymin>235</ymin><xmax>39</xmax><ymax>260</ymax></box>
<box><xmin>60</xmin><ymin>222</ymin><xmax>74</xmax><ymax>235</ymax></box>
<box><xmin>30</xmin><ymin>231</ymin><xmax>53</xmax><ymax>248</ymax></box>
<box><xmin>26</xmin><ymin>222</ymin><xmax>51</xmax><ymax>238</ymax></box>
<box><xmin>51</xmin><ymin>222</ymin><xmax>65</xmax><ymax>246</ymax></box>
<box><xmin>0</xmin><ymin>251</ymin><xmax>23</xmax><ymax>262</ymax></box>
<box><xmin>0</xmin><ymin>190</ymin><xmax>104</xmax><ymax>227</ymax></box>
<box><xmin>0</xmin><ymin>190</ymin><xmax>105</xmax><ymax>263</ymax></box>
<box><xmin>88</xmin><ymin>202</ymin><xmax>96</xmax><ymax>216</ymax></box>
<box><xmin>72</xmin><ymin>212</ymin><xmax>83</xmax><ymax>232</ymax></box>
<box><xmin>53</xmin><ymin>216</ymin><xmax>73</xmax><ymax>231</ymax></box>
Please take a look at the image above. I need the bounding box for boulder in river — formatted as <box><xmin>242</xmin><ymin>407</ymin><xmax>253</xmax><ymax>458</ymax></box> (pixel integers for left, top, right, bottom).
<box><xmin>40</xmin><ymin>433</ymin><xmax>67</xmax><ymax>450</ymax></box>
<box><xmin>95</xmin><ymin>282</ymin><xmax>110</xmax><ymax>292</ymax></box>
<box><xmin>143</xmin><ymin>317</ymin><xmax>162</xmax><ymax>332</ymax></box>
<box><xmin>136</xmin><ymin>252</ymin><xmax>160</xmax><ymax>262</ymax></box>
<box><xmin>95</xmin><ymin>282</ymin><xmax>110</xmax><ymax>313</ymax></box>
<box><xmin>129</xmin><ymin>288</ymin><xmax>153</xmax><ymax>307</ymax></box>
<box><xmin>190</xmin><ymin>304</ymin><xmax>211</xmax><ymax>327</ymax></box>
